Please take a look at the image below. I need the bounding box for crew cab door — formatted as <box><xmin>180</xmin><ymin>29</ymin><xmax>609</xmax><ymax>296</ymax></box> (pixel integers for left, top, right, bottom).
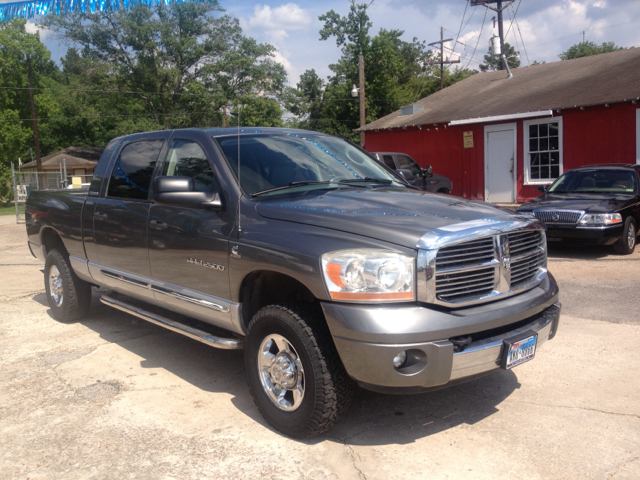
<box><xmin>394</xmin><ymin>154</ymin><xmax>423</xmax><ymax>188</ymax></box>
<box><xmin>90</xmin><ymin>134</ymin><xmax>168</xmax><ymax>300</ymax></box>
<box><xmin>147</xmin><ymin>133</ymin><xmax>236</xmax><ymax>330</ymax></box>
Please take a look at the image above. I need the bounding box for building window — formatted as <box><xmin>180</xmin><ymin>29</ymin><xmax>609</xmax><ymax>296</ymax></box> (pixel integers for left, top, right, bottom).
<box><xmin>524</xmin><ymin>117</ymin><xmax>563</xmax><ymax>185</ymax></box>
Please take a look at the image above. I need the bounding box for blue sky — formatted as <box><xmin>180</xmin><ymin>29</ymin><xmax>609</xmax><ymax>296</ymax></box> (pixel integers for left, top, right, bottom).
<box><xmin>11</xmin><ymin>0</ymin><xmax>640</xmax><ymax>85</ymax></box>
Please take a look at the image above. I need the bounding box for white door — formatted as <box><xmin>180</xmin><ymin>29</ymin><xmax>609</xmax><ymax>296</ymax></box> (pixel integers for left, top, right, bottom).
<box><xmin>485</xmin><ymin>123</ymin><xmax>516</xmax><ymax>203</ymax></box>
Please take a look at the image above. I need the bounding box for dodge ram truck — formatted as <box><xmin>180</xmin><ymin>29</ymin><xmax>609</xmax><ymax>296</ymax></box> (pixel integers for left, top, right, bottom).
<box><xmin>26</xmin><ymin>127</ymin><xmax>561</xmax><ymax>438</ymax></box>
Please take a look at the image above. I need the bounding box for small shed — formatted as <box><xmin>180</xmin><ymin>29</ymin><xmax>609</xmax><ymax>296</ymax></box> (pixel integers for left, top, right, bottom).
<box><xmin>359</xmin><ymin>48</ymin><xmax>640</xmax><ymax>203</ymax></box>
<box><xmin>21</xmin><ymin>146</ymin><xmax>104</xmax><ymax>178</ymax></box>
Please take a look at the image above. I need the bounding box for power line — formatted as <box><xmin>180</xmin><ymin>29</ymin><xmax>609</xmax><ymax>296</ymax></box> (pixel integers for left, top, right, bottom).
<box><xmin>504</xmin><ymin>0</ymin><xmax>522</xmax><ymax>39</ymax></box>
<box><xmin>0</xmin><ymin>86</ymin><xmax>398</xmax><ymax>102</ymax></box>
<box><xmin>513</xmin><ymin>6</ymin><xmax>530</xmax><ymax>65</ymax></box>
<box><xmin>465</xmin><ymin>7</ymin><xmax>488</xmax><ymax>69</ymax></box>
<box><xmin>451</xmin><ymin>0</ymin><xmax>469</xmax><ymax>56</ymax></box>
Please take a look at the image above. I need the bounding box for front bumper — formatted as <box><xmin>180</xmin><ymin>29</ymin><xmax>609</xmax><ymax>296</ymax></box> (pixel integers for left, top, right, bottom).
<box><xmin>321</xmin><ymin>274</ymin><xmax>560</xmax><ymax>392</ymax></box>
<box><xmin>545</xmin><ymin>224</ymin><xmax>623</xmax><ymax>245</ymax></box>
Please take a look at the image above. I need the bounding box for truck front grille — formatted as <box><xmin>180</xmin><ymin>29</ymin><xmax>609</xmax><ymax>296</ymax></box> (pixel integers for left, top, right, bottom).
<box><xmin>509</xmin><ymin>230</ymin><xmax>547</xmax><ymax>287</ymax></box>
<box><xmin>435</xmin><ymin>238</ymin><xmax>497</xmax><ymax>302</ymax></box>
<box><xmin>429</xmin><ymin>228</ymin><xmax>547</xmax><ymax>306</ymax></box>
<box><xmin>533</xmin><ymin>210</ymin><xmax>583</xmax><ymax>225</ymax></box>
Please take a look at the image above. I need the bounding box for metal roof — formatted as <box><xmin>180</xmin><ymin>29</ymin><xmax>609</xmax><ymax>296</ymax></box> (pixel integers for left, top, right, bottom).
<box><xmin>358</xmin><ymin>47</ymin><xmax>640</xmax><ymax>131</ymax></box>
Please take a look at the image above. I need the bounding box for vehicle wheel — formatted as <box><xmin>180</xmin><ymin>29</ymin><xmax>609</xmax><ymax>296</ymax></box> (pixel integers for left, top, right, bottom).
<box><xmin>44</xmin><ymin>249</ymin><xmax>92</xmax><ymax>322</ymax></box>
<box><xmin>244</xmin><ymin>303</ymin><xmax>356</xmax><ymax>438</ymax></box>
<box><xmin>614</xmin><ymin>217</ymin><xmax>636</xmax><ymax>255</ymax></box>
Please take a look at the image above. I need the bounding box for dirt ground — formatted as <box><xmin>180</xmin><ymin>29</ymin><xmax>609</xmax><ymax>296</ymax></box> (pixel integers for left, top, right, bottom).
<box><xmin>1</xmin><ymin>218</ymin><xmax>639</xmax><ymax>480</ymax></box>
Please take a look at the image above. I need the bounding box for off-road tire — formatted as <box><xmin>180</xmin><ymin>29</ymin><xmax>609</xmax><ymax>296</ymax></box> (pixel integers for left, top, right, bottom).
<box><xmin>614</xmin><ymin>217</ymin><xmax>636</xmax><ymax>255</ymax></box>
<box><xmin>44</xmin><ymin>249</ymin><xmax>92</xmax><ymax>322</ymax></box>
<box><xmin>244</xmin><ymin>303</ymin><xmax>356</xmax><ymax>438</ymax></box>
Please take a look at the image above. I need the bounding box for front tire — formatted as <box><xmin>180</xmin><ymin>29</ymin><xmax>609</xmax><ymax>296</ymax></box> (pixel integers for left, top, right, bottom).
<box><xmin>44</xmin><ymin>250</ymin><xmax>92</xmax><ymax>322</ymax></box>
<box><xmin>614</xmin><ymin>217</ymin><xmax>636</xmax><ymax>255</ymax></box>
<box><xmin>244</xmin><ymin>303</ymin><xmax>355</xmax><ymax>438</ymax></box>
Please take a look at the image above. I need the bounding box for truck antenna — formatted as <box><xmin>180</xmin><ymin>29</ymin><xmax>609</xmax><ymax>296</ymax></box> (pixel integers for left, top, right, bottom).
<box><xmin>237</xmin><ymin>101</ymin><xmax>242</xmax><ymax>234</ymax></box>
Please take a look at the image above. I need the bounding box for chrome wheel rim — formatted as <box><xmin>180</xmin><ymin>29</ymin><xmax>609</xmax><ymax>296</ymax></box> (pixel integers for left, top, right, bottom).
<box><xmin>628</xmin><ymin>225</ymin><xmax>635</xmax><ymax>250</ymax></box>
<box><xmin>48</xmin><ymin>265</ymin><xmax>63</xmax><ymax>307</ymax></box>
<box><xmin>257</xmin><ymin>334</ymin><xmax>305</xmax><ymax>412</ymax></box>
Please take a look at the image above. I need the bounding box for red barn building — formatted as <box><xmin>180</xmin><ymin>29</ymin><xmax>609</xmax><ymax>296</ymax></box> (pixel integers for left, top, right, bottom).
<box><xmin>360</xmin><ymin>48</ymin><xmax>640</xmax><ymax>203</ymax></box>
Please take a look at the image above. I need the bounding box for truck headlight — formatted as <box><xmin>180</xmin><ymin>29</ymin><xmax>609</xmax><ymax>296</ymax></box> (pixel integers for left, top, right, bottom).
<box><xmin>578</xmin><ymin>213</ymin><xmax>622</xmax><ymax>225</ymax></box>
<box><xmin>321</xmin><ymin>249</ymin><xmax>415</xmax><ymax>302</ymax></box>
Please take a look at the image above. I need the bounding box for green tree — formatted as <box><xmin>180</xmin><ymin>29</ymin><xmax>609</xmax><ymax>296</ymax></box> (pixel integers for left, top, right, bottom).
<box><xmin>479</xmin><ymin>42</ymin><xmax>521</xmax><ymax>71</ymax></box>
<box><xmin>0</xmin><ymin>20</ymin><xmax>58</xmax><ymax>203</ymax></box>
<box><xmin>559</xmin><ymin>41</ymin><xmax>623</xmax><ymax>60</ymax></box>
<box><xmin>39</xmin><ymin>1</ymin><xmax>287</xmax><ymax>130</ymax></box>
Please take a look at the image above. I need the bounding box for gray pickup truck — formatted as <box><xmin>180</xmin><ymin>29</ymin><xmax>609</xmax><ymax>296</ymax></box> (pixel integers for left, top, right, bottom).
<box><xmin>26</xmin><ymin>127</ymin><xmax>560</xmax><ymax>438</ymax></box>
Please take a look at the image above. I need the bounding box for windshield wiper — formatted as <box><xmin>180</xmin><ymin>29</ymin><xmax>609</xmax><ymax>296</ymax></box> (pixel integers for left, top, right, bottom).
<box><xmin>338</xmin><ymin>177</ymin><xmax>394</xmax><ymax>185</ymax></box>
<box><xmin>251</xmin><ymin>181</ymin><xmax>334</xmax><ymax>197</ymax></box>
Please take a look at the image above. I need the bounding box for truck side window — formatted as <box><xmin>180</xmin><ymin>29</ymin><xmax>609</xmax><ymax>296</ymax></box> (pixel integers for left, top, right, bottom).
<box><xmin>396</xmin><ymin>155</ymin><xmax>422</xmax><ymax>178</ymax></box>
<box><xmin>382</xmin><ymin>155</ymin><xmax>396</xmax><ymax>169</ymax></box>
<box><xmin>162</xmin><ymin>140</ymin><xmax>214</xmax><ymax>192</ymax></box>
<box><xmin>107</xmin><ymin>140</ymin><xmax>164</xmax><ymax>200</ymax></box>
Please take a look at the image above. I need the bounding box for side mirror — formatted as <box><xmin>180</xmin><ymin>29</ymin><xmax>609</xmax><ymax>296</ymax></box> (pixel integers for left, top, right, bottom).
<box><xmin>538</xmin><ymin>185</ymin><xmax>549</xmax><ymax>193</ymax></box>
<box><xmin>154</xmin><ymin>176</ymin><xmax>222</xmax><ymax>210</ymax></box>
<box><xmin>396</xmin><ymin>168</ymin><xmax>415</xmax><ymax>184</ymax></box>
<box><xmin>426</xmin><ymin>165</ymin><xmax>433</xmax><ymax>177</ymax></box>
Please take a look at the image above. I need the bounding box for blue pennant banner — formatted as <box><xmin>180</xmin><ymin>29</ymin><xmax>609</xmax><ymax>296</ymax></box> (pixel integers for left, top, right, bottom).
<box><xmin>0</xmin><ymin>0</ymin><xmax>208</xmax><ymax>22</ymax></box>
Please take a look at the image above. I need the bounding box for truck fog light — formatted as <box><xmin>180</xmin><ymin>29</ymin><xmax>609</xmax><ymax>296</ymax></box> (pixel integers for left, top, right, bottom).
<box><xmin>393</xmin><ymin>351</ymin><xmax>407</xmax><ymax>368</ymax></box>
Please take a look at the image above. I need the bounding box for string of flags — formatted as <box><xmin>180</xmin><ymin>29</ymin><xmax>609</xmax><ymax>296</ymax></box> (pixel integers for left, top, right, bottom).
<box><xmin>0</xmin><ymin>0</ymin><xmax>209</xmax><ymax>23</ymax></box>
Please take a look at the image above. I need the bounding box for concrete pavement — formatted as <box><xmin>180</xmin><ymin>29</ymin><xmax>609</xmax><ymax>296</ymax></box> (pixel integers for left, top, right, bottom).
<box><xmin>1</xmin><ymin>218</ymin><xmax>639</xmax><ymax>479</ymax></box>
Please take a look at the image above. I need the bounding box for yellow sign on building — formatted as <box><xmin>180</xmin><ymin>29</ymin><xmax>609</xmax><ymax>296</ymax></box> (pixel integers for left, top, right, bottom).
<box><xmin>463</xmin><ymin>131</ymin><xmax>474</xmax><ymax>148</ymax></box>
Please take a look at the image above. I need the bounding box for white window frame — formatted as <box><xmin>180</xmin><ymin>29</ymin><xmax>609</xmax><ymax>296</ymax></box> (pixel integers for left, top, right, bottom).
<box><xmin>523</xmin><ymin>116</ymin><xmax>563</xmax><ymax>185</ymax></box>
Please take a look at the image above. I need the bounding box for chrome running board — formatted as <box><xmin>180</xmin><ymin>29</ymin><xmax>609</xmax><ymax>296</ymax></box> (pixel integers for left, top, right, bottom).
<box><xmin>100</xmin><ymin>295</ymin><xmax>244</xmax><ymax>350</ymax></box>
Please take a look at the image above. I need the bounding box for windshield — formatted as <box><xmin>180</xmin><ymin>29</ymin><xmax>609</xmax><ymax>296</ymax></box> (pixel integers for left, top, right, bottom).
<box><xmin>216</xmin><ymin>133</ymin><xmax>402</xmax><ymax>196</ymax></box>
<box><xmin>548</xmin><ymin>170</ymin><xmax>637</xmax><ymax>194</ymax></box>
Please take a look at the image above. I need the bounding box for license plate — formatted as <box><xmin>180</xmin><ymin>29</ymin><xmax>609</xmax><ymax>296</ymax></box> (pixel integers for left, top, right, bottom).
<box><xmin>501</xmin><ymin>331</ymin><xmax>538</xmax><ymax>370</ymax></box>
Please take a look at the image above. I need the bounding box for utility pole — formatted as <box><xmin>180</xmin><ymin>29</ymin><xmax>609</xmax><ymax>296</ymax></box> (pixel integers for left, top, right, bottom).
<box><xmin>358</xmin><ymin>54</ymin><xmax>366</xmax><ymax>148</ymax></box>
<box><xmin>470</xmin><ymin>1</ymin><xmax>514</xmax><ymax>78</ymax></box>
<box><xmin>26</xmin><ymin>55</ymin><xmax>43</xmax><ymax>173</ymax></box>
<box><xmin>427</xmin><ymin>27</ymin><xmax>460</xmax><ymax>90</ymax></box>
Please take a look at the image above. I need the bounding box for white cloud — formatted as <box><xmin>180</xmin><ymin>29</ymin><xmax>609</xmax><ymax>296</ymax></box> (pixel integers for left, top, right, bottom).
<box><xmin>247</xmin><ymin>3</ymin><xmax>311</xmax><ymax>39</ymax></box>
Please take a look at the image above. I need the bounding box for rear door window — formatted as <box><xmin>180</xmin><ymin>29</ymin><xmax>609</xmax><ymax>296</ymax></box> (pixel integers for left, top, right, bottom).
<box><xmin>162</xmin><ymin>140</ymin><xmax>215</xmax><ymax>192</ymax></box>
<box><xmin>395</xmin><ymin>155</ymin><xmax>422</xmax><ymax>178</ymax></box>
<box><xmin>382</xmin><ymin>155</ymin><xmax>396</xmax><ymax>169</ymax></box>
<box><xmin>107</xmin><ymin>140</ymin><xmax>164</xmax><ymax>200</ymax></box>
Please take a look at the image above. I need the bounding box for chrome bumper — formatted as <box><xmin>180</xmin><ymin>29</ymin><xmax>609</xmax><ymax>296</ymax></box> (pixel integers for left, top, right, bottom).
<box><xmin>327</xmin><ymin>300</ymin><xmax>561</xmax><ymax>392</ymax></box>
<box><xmin>450</xmin><ymin>302</ymin><xmax>560</xmax><ymax>380</ymax></box>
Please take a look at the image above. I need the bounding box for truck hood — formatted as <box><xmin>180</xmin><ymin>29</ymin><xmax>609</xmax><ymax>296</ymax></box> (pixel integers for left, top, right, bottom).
<box><xmin>257</xmin><ymin>187</ymin><xmax>527</xmax><ymax>249</ymax></box>
<box><xmin>518</xmin><ymin>193</ymin><xmax>635</xmax><ymax>214</ymax></box>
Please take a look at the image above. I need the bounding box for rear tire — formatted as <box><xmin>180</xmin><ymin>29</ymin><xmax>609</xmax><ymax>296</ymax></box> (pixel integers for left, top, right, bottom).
<box><xmin>244</xmin><ymin>303</ymin><xmax>355</xmax><ymax>438</ymax></box>
<box><xmin>44</xmin><ymin>250</ymin><xmax>92</xmax><ymax>322</ymax></box>
<box><xmin>614</xmin><ymin>217</ymin><xmax>636</xmax><ymax>255</ymax></box>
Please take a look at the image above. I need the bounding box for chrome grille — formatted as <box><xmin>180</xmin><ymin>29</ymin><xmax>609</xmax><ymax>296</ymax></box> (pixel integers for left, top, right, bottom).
<box><xmin>533</xmin><ymin>210</ymin><xmax>583</xmax><ymax>225</ymax></box>
<box><xmin>434</xmin><ymin>238</ymin><xmax>496</xmax><ymax>302</ymax></box>
<box><xmin>435</xmin><ymin>267</ymin><xmax>495</xmax><ymax>302</ymax></box>
<box><xmin>425</xmin><ymin>227</ymin><xmax>547</xmax><ymax>306</ymax></box>
<box><xmin>509</xmin><ymin>230</ymin><xmax>546</xmax><ymax>287</ymax></box>
<box><xmin>511</xmin><ymin>250</ymin><xmax>546</xmax><ymax>287</ymax></box>
<box><xmin>435</xmin><ymin>237</ymin><xmax>495</xmax><ymax>271</ymax></box>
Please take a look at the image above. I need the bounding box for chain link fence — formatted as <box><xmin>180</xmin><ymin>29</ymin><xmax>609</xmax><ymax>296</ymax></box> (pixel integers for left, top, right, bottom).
<box><xmin>10</xmin><ymin>166</ymin><xmax>94</xmax><ymax>224</ymax></box>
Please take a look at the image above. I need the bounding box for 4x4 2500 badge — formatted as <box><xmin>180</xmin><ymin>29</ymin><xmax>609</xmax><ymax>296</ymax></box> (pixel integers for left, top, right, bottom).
<box><xmin>186</xmin><ymin>258</ymin><xmax>225</xmax><ymax>271</ymax></box>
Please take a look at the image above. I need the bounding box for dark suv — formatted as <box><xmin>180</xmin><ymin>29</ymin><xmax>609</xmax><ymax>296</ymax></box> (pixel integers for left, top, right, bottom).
<box><xmin>370</xmin><ymin>152</ymin><xmax>452</xmax><ymax>193</ymax></box>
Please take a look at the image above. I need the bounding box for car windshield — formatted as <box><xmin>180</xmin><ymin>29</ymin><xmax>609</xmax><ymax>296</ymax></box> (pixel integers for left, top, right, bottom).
<box><xmin>216</xmin><ymin>133</ymin><xmax>402</xmax><ymax>196</ymax></box>
<box><xmin>548</xmin><ymin>170</ymin><xmax>636</xmax><ymax>194</ymax></box>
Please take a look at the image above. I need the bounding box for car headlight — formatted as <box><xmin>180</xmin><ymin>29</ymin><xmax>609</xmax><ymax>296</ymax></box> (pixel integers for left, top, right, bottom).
<box><xmin>321</xmin><ymin>249</ymin><xmax>415</xmax><ymax>302</ymax></box>
<box><xmin>578</xmin><ymin>213</ymin><xmax>622</xmax><ymax>225</ymax></box>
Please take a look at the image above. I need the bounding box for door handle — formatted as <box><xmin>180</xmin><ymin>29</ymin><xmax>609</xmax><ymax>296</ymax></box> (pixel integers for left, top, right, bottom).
<box><xmin>94</xmin><ymin>211</ymin><xmax>108</xmax><ymax>220</ymax></box>
<box><xmin>149</xmin><ymin>220</ymin><xmax>168</xmax><ymax>230</ymax></box>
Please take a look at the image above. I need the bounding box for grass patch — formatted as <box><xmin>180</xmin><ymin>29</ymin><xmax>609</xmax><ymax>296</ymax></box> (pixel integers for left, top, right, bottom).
<box><xmin>0</xmin><ymin>204</ymin><xmax>25</xmax><ymax>216</ymax></box>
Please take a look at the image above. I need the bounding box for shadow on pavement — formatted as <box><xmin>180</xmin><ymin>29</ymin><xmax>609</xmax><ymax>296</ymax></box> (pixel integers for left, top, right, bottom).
<box><xmin>38</xmin><ymin>289</ymin><xmax>521</xmax><ymax>446</ymax></box>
